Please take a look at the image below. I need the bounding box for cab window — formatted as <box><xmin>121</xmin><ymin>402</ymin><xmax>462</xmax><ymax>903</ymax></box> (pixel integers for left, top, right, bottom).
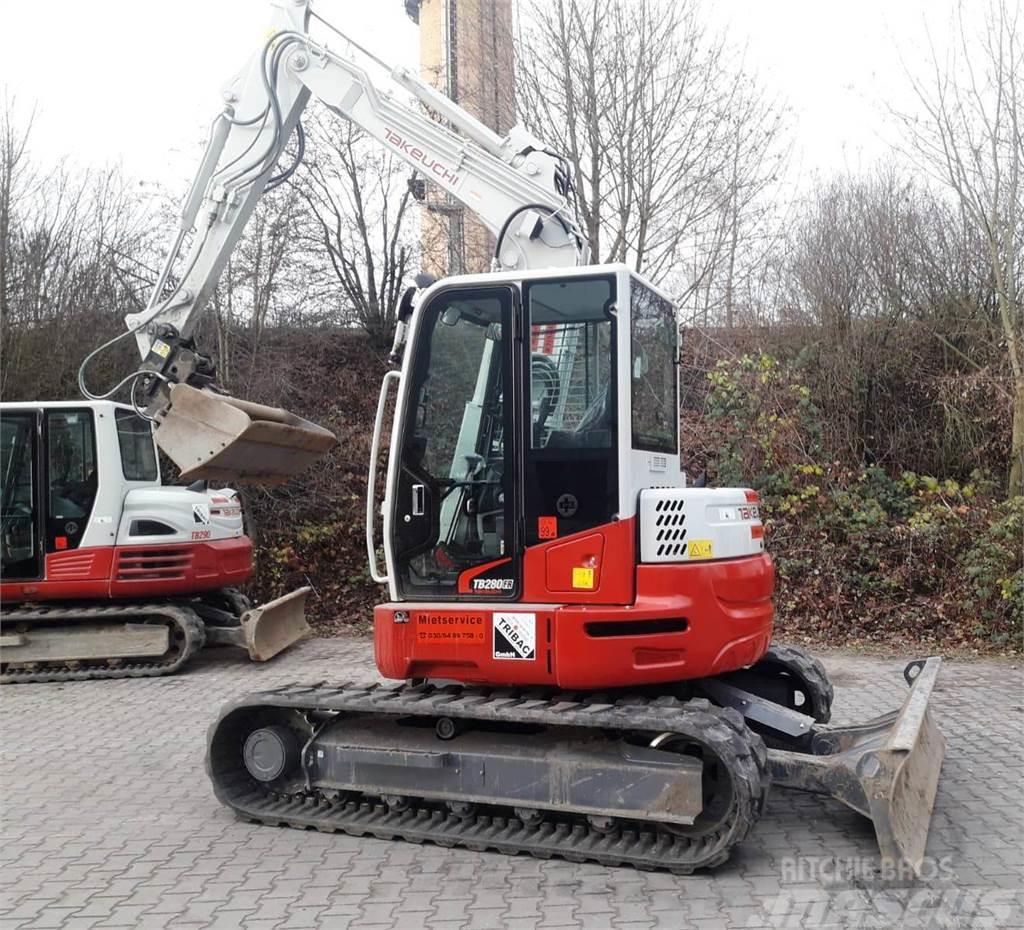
<box><xmin>115</xmin><ymin>408</ymin><xmax>158</xmax><ymax>481</ymax></box>
<box><xmin>1</xmin><ymin>413</ymin><xmax>39</xmax><ymax>579</ymax></box>
<box><xmin>392</xmin><ymin>289</ymin><xmax>515</xmax><ymax>599</ymax></box>
<box><xmin>630</xmin><ymin>277</ymin><xmax>678</xmax><ymax>454</ymax></box>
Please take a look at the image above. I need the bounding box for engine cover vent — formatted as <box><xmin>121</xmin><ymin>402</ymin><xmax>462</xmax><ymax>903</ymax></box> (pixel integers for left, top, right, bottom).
<box><xmin>639</xmin><ymin>488</ymin><xmax>765</xmax><ymax>563</ymax></box>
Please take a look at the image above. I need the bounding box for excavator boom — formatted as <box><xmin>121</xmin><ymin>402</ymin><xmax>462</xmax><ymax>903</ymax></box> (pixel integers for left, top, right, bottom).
<box><xmin>81</xmin><ymin>0</ymin><xmax>584</xmax><ymax>485</ymax></box>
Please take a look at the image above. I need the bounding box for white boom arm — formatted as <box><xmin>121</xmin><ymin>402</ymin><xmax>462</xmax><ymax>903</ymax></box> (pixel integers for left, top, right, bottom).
<box><xmin>126</xmin><ymin>0</ymin><xmax>586</xmax><ymax>359</ymax></box>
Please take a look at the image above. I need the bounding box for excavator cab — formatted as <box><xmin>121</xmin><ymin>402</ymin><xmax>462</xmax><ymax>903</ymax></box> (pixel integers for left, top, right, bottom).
<box><xmin>2</xmin><ymin>406</ymin><xmax>103</xmax><ymax>581</ymax></box>
<box><xmin>382</xmin><ymin>270</ymin><xmax>642</xmax><ymax>602</ymax></box>
<box><xmin>374</xmin><ymin>264</ymin><xmax>772</xmax><ymax>679</ymax></box>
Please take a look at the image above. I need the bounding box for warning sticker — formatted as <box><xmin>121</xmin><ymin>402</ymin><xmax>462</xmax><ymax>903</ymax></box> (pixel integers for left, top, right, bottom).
<box><xmin>537</xmin><ymin>516</ymin><xmax>558</xmax><ymax>540</ymax></box>
<box><xmin>571</xmin><ymin>566</ymin><xmax>595</xmax><ymax>589</ymax></box>
<box><xmin>687</xmin><ymin>539</ymin><xmax>714</xmax><ymax>560</ymax></box>
<box><xmin>416</xmin><ymin>613</ymin><xmax>486</xmax><ymax>644</ymax></box>
<box><xmin>493</xmin><ymin>612</ymin><xmax>536</xmax><ymax>660</ymax></box>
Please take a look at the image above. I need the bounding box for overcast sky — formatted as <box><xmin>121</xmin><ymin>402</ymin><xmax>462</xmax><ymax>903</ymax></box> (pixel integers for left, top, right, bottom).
<box><xmin>0</xmin><ymin>0</ymin><xmax>982</xmax><ymax>191</ymax></box>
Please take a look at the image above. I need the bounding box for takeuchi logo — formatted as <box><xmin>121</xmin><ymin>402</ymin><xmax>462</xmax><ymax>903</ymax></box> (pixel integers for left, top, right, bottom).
<box><xmin>383</xmin><ymin>129</ymin><xmax>461</xmax><ymax>186</ymax></box>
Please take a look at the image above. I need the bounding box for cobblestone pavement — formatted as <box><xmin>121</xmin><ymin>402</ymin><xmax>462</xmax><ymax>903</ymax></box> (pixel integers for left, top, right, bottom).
<box><xmin>1</xmin><ymin>637</ymin><xmax>1021</xmax><ymax>930</ymax></box>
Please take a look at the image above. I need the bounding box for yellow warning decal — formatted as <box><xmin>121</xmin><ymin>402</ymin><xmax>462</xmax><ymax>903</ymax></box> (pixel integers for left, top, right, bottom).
<box><xmin>151</xmin><ymin>340</ymin><xmax>171</xmax><ymax>359</ymax></box>
<box><xmin>571</xmin><ymin>566</ymin><xmax>595</xmax><ymax>589</ymax></box>
<box><xmin>687</xmin><ymin>540</ymin><xmax>714</xmax><ymax>560</ymax></box>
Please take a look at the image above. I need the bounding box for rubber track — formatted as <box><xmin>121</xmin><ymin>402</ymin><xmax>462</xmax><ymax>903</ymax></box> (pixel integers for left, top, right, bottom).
<box><xmin>758</xmin><ymin>643</ymin><xmax>835</xmax><ymax>723</ymax></box>
<box><xmin>207</xmin><ymin>682</ymin><xmax>770</xmax><ymax>873</ymax></box>
<box><xmin>0</xmin><ymin>603</ymin><xmax>205</xmax><ymax>684</ymax></box>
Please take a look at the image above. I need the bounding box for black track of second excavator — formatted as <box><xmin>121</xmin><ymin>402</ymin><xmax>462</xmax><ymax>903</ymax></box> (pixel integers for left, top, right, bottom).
<box><xmin>207</xmin><ymin>682</ymin><xmax>770</xmax><ymax>874</ymax></box>
<box><xmin>0</xmin><ymin>603</ymin><xmax>205</xmax><ymax>684</ymax></box>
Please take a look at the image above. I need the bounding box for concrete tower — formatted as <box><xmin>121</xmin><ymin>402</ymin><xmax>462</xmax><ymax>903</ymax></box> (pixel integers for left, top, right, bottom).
<box><xmin>405</xmin><ymin>0</ymin><xmax>515</xmax><ymax>276</ymax></box>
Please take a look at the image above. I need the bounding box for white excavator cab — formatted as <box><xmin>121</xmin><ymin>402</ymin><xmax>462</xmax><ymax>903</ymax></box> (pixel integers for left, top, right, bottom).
<box><xmin>368</xmin><ymin>264</ymin><xmax>682</xmax><ymax>600</ymax></box>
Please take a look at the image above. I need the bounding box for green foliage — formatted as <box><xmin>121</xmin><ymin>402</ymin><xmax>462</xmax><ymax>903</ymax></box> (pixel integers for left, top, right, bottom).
<box><xmin>705</xmin><ymin>352</ymin><xmax>821</xmax><ymax>491</ymax></box>
<box><xmin>704</xmin><ymin>354</ymin><xmax>1023</xmax><ymax>649</ymax></box>
<box><xmin>963</xmin><ymin>497</ymin><xmax>1024</xmax><ymax>642</ymax></box>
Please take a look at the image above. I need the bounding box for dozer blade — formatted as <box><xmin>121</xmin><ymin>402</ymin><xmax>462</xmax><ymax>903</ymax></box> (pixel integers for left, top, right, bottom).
<box><xmin>717</xmin><ymin>657</ymin><xmax>945</xmax><ymax>876</ymax></box>
<box><xmin>204</xmin><ymin>587</ymin><xmax>313</xmax><ymax>661</ymax></box>
<box><xmin>859</xmin><ymin>658</ymin><xmax>946</xmax><ymax>872</ymax></box>
<box><xmin>154</xmin><ymin>384</ymin><xmax>337</xmax><ymax>484</ymax></box>
<box><xmin>238</xmin><ymin>587</ymin><xmax>313</xmax><ymax>662</ymax></box>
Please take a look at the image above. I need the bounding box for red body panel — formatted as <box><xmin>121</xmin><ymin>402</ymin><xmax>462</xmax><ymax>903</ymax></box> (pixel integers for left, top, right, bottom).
<box><xmin>522</xmin><ymin>518</ymin><xmax>635</xmax><ymax>604</ymax></box>
<box><xmin>375</xmin><ymin>551</ymin><xmax>775</xmax><ymax>688</ymax></box>
<box><xmin>1</xmin><ymin>538</ymin><xmax>253</xmax><ymax>603</ymax></box>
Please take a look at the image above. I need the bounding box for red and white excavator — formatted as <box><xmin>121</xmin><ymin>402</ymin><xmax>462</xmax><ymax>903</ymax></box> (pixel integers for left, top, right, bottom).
<box><xmin>7</xmin><ymin>0</ymin><xmax>946</xmax><ymax>873</ymax></box>
<box><xmin>0</xmin><ymin>399</ymin><xmax>319</xmax><ymax>681</ymax></box>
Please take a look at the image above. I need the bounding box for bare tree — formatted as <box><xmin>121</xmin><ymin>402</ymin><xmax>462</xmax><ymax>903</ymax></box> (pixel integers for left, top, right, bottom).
<box><xmin>293</xmin><ymin>116</ymin><xmax>417</xmax><ymax>348</ymax></box>
<box><xmin>203</xmin><ymin>185</ymin><xmax>303</xmax><ymax>393</ymax></box>
<box><xmin>895</xmin><ymin>0</ymin><xmax>1024</xmax><ymax>495</ymax></box>
<box><xmin>782</xmin><ymin>165</ymin><xmax>992</xmax><ymax>466</ymax></box>
<box><xmin>515</xmin><ymin>0</ymin><xmax>789</xmax><ymax>305</ymax></box>
<box><xmin>0</xmin><ymin>94</ymin><xmax>37</xmax><ymax>322</ymax></box>
<box><xmin>1</xmin><ymin>98</ymin><xmax>159</xmax><ymax>401</ymax></box>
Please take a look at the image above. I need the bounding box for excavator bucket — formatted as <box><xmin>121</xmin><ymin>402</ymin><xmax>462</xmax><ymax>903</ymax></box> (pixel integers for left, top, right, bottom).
<box><xmin>205</xmin><ymin>587</ymin><xmax>313</xmax><ymax>662</ymax></box>
<box><xmin>763</xmin><ymin>657</ymin><xmax>946</xmax><ymax>875</ymax></box>
<box><xmin>154</xmin><ymin>384</ymin><xmax>337</xmax><ymax>485</ymax></box>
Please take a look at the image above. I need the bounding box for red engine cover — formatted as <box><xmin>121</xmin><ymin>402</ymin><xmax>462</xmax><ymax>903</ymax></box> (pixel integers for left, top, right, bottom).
<box><xmin>375</xmin><ymin>519</ymin><xmax>774</xmax><ymax>689</ymax></box>
<box><xmin>1</xmin><ymin>538</ymin><xmax>254</xmax><ymax>603</ymax></box>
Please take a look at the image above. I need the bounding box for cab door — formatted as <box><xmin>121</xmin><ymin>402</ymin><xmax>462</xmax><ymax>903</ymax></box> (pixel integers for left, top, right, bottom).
<box><xmin>0</xmin><ymin>411</ymin><xmax>42</xmax><ymax>581</ymax></box>
<box><xmin>390</xmin><ymin>287</ymin><xmax>519</xmax><ymax>600</ymax></box>
<box><xmin>522</xmin><ymin>275</ymin><xmax>619</xmax><ymax>544</ymax></box>
<box><xmin>42</xmin><ymin>408</ymin><xmax>99</xmax><ymax>554</ymax></box>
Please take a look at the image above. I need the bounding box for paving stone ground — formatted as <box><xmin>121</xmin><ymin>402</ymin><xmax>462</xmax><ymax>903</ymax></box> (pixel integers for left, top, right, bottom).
<box><xmin>1</xmin><ymin>637</ymin><xmax>1021</xmax><ymax>929</ymax></box>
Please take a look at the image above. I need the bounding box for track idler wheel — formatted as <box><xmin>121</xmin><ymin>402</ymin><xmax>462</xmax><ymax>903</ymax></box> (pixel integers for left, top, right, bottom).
<box><xmin>243</xmin><ymin>725</ymin><xmax>300</xmax><ymax>782</ymax></box>
<box><xmin>646</xmin><ymin>700</ymin><xmax>766</xmax><ymax>845</ymax></box>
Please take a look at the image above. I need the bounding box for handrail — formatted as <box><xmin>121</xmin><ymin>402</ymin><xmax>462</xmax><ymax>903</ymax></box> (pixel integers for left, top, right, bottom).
<box><xmin>366</xmin><ymin>371</ymin><xmax>401</xmax><ymax>584</ymax></box>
